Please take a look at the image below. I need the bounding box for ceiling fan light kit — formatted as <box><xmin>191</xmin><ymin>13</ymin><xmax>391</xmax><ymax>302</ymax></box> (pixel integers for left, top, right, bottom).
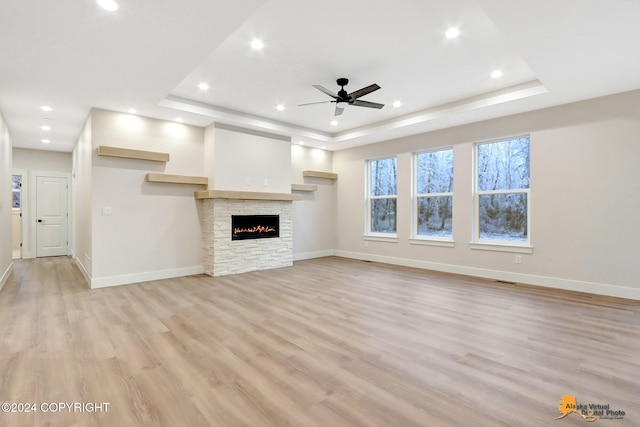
<box><xmin>299</xmin><ymin>78</ymin><xmax>385</xmax><ymax>116</ymax></box>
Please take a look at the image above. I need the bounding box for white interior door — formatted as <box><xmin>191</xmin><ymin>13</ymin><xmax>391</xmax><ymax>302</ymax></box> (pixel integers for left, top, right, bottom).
<box><xmin>36</xmin><ymin>176</ymin><xmax>68</xmax><ymax>257</ymax></box>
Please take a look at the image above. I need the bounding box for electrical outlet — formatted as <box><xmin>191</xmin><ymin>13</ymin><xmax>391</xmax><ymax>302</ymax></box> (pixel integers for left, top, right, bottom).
<box><xmin>515</xmin><ymin>255</ymin><xmax>522</xmax><ymax>264</ymax></box>
<box><xmin>364</xmin><ymin>241</ymin><xmax>369</xmax><ymax>248</ymax></box>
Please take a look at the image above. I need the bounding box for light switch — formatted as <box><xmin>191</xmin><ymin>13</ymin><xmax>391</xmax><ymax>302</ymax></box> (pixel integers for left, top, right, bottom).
<box><xmin>102</xmin><ymin>207</ymin><xmax>112</xmax><ymax>216</ymax></box>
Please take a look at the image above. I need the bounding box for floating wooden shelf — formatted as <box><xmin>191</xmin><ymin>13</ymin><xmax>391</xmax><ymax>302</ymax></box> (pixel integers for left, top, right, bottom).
<box><xmin>302</xmin><ymin>170</ymin><xmax>338</xmax><ymax>180</ymax></box>
<box><xmin>195</xmin><ymin>190</ymin><xmax>303</xmax><ymax>201</ymax></box>
<box><xmin>291</xmin><ymin>183</ymin><xmax>317</xmax><ymax>192</ymax></box>
<box><xmin>97</xmin><ymin>145</ymin><xmax>170</xmax><ymax>162</ymax></box>
<box><xmin>146</xmin><ymin>173</ymin><xmax>208</xmax><ymax>186</ymax></box>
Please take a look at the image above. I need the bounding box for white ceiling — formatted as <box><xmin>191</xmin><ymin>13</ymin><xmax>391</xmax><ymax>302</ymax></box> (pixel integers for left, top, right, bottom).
<box><xmin>2</xmin><ymin>0</ymin><xmax>640</xmax><ymax>153</ymax></box>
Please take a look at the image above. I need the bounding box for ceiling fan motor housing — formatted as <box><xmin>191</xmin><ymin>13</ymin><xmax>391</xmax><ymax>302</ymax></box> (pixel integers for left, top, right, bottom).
<box><xmin>336</xmin><ymin>78</ymin><xmax>350</xmax><ymax>101</ymax></box>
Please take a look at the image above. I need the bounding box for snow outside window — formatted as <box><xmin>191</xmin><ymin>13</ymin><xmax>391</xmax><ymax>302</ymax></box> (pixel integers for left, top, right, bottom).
<box><xmin>367</xmin><ymin>157</ymin><xmax>397</xmax><ymax>235</ymax></box>
<box><xmin>414</xmin><ymin>149</ymin><xmax>454</xmax><ymax>239</ymax></box>
<box><xmin>475</xmin><ymin>136</ymin><xmax>530</xmax><ymax>244</ymax></box>
<box><xmin>12</xmin><ymin>175</ymin><xmax>21</xmax><ymax>210</ymax></box>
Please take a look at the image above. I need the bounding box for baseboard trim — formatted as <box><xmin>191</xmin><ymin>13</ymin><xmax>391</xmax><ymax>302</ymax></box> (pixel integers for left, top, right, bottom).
<box><xmin>91</xmin><ymin>265</ymin><xmax>205</xmax><ymax>289</ymax></box>
<box><xmin>293</xmin><ymin>250</ymin><xmax>336</xmax><ymax>261</ymax></box>
<box><xmin>0</xmin><ymin>261</ymin><xmax>14</xmax><ymax>292</ymax></box>
<box><xmin>334</xmin><ymin>250</ymin><xmax>640</xmax><ymax>301</ymax></box>
<box><xmin>74</xmin><ymin>257</ymin><xmax>92</xmax><ymax>288</ymax></box>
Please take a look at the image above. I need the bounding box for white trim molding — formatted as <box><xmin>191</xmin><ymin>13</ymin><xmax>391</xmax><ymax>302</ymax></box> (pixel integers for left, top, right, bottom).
<box><xmin>74</xmin><ymin>257</ymin><xmax>91</xmax><ymax>288</ymax></box>
<box><xmin>90</xmin><ymin>266</ymin><xmax>204</xmax><ymax>289</ymax></box>
<box><xmin>293</xmin><ymin>250</ymin><xmax>336</xmax><ymax>261</ymax></box>
<box><xmin>334</xmin><ymin>250</ymin><xmax>640</xmax><ymax>301</ymax></box>
<box><xmin>0</xmin><ymin>261</ymin><xmax>13</xmax><ymax>292</ymax></box>
<box><xmin>363</xmin><ymin>235</ymin><xmax>399</xmax><ymax>243</ymax></box>
<box><xmin>410</xmin><ymin>238</ymin><xmax>455</xmax><ymax>248</ymax></box>
<box><xmin>469</xmin><ymin>242</ymin><xmax>533</xmax><ymax>253</ymax></box>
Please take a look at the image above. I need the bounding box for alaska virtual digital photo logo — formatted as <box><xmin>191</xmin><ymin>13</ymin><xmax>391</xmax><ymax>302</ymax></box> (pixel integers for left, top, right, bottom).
<box><xmin>555</xmin><ymin>395</ymin><xmax>626</xmax><ymax>422</ymax></box>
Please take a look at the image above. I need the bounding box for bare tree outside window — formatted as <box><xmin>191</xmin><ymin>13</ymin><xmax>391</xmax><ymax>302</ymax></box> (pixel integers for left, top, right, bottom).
<box><xmin>415</xmin><ymin>149</ymin><xmax>453</xmax><ymax>238</ymax></box>
<box><xmin>476</xmin><ymin>137</ymin><xmax>530</xmax><ymax>241</ymax></box>
<box><xmin>368</xmin><ymin>157</ymin><xmax>397</xmax><ymax>234</ymax></box>
<box><xmin>12</xmin><ymin>175</ymin><xmax>21</xmax><ymax>209</ymax></box>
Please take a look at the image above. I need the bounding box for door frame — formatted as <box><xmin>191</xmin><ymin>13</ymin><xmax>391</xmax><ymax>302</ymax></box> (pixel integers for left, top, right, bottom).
<box><xmin>26</xmin><ymin>171</ymin><xmax>72</xmax><ymax>259</ymax></box>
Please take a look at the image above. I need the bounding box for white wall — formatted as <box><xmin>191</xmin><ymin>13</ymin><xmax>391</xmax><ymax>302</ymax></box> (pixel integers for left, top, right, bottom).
<box><xmin>72</xmin><ymin>114</ymin><xmax>93</xmax><ymax>279</ymax></box>
<box><xmin>212</xmin><ymin>126</ymin><xmax>291</xmax><ymax>193</ymax></box>
<box><xmin>203</xmin><ymin>124</ymin><xmax>215</xmax><ymax>187</ymax></box>
<box><xmin>89</xmin><ymin>109</ymin><xmax>205</xmax><ymax>287</ymax></box>
<box><xmin>291</xmin><ymin>145</ymin><xmax>336</xmax><ymax>259</ymax></box>
<box><xmin>333</xmin><ymin>90</ymin><xmax>640</xmax><ymax>300</ymax></box>
<box><xmin>13</xmin><ymin>148</ymin><xmax>72</xmax><ymax>172</ymax></box>
<box><xmin>0</xmin><ymin>111</ymin><xmax>13</xmax><ymax>290</ymax></box>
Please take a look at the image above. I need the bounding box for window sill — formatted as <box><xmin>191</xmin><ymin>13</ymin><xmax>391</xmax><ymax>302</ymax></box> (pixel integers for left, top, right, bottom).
<box><xmin>409</xmin><ymin>238</ymin><xmax>454</xmax><ymax>248</ymax></box>
<box><xmin>469</xmin><ymin>242</ymin><xmax>533</xmax><ymax>254</ymax></box>
<box><xmin>363</xmin><ymin>234</ymin><xmax>399</xmax><ymax>243</ymax></box>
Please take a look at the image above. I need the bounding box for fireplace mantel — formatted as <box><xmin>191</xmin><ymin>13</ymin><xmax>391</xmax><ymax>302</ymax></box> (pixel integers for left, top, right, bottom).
<box><xmin>195</xmin><ymin>189</ymin><xmax>303</xmax><ymax>201</ymax></box>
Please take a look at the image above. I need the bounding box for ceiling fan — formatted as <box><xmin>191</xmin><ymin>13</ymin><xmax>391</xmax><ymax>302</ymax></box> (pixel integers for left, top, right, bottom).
<box><xmin>298</xmin><ymin>78</ymin><xmax>384</xmax><ymax>116</ymax></box>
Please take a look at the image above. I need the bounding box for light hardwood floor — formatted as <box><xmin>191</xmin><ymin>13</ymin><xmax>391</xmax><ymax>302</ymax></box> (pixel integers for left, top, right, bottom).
<box><xmin>0</xmin><ymin>256</ymin><xmax>638</xmax><ymax>426</ymax></box>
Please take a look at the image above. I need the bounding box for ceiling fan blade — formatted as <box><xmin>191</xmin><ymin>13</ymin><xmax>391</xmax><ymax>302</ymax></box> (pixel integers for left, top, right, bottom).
<box><xmin>348</xmin><ymin>83</ymin><xmax>381</xmax><ymax>100</ymax></box>
<box><xmin>334</xmin><ymin>104</ymin><xmax>344</xmax><ymax>116</ymax></box>
<box><xmin>298</xmin><ymin>100</ymin><xmax>332</xmax><ymax>106</ymax></box>
<box><xmin>351</xmin><ymin>99</ymin><xmax>385</xmax><ymax>109</ymax></box>
<box><xmin>313</xmin><ymin>85</ymin><xmax>339</xmax><ymax>99</ymax></box>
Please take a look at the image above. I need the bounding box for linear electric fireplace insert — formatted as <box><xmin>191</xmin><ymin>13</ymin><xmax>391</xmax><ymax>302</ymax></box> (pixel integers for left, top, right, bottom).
<box><xmin>231</xmin><ymin>215</ymin><xmax>279</xmax><ymax>240</ymax></box>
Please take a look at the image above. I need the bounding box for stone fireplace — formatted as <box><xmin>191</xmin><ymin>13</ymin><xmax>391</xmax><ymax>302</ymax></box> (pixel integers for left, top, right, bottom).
<box><xmin>197</xmin><ymin>191</ymin><xmax>301</xmax><ymax>277</ymax></box>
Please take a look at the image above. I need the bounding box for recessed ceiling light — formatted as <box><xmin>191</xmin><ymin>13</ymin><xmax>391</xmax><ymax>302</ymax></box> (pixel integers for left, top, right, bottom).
<box><xmin>298</xmin><ymin>141</ymin><xmax>305</xmax><ymax>145</ymax></box>
<box><xmin>41</xmin><ymin>139</ymin><xmax>51</xmax><ymax>144</ymax></box>
<box><xmin>393</xmin><ymin>101</ymin><xmax>402</xmax><ymax>108</ymax></box>
<box><xmin>321</xmin><ymin>146</ymin><xmax>327</xmax><ymax>149</ymax></box>
<box><xmin>491</xmin><ymin>70</ymin><xmax>504</xmax><ymax>79</ymax></box>
<box><xmin>331</xmin><ymin>120</ymin><xmax>338</xmax><ymax>126</ymax></box>
<box><xmin>176</xmin><ymin>117</ymin><xmax>183</xmax><ymax>122</ymax></box>
<box><xmin>128</xmin><ymin>108</ymin><xmax>137</xmax><ymax>114</ymax></box>
<box><xmin>97</xmin><ymin>0</ymin><xmax>119</xmax><ymax>11</ymax></box>
<box><xmin>40</xmin><ymin>105</ymin><xmax>52</xmax><ymax>112</ymax></box>
<box><xmin>276</xmin><ymin>105</ymin><xmax>285</xmax><ymax>111</ymax></box>
<box><xmin>198</xmin><ymin>82</ymin><xmax>210</xmax><ymax>91</ymax></box>
<box><xmin>445</xmin><ymin>27</ymin><xmax>460</xmax><ymax>39</ymax></box>
<box><xmin>250</xmin><ymin>39</ymin><xmax>264</xmax><ymax>50</ymax></box>
<box><xmin>41</xmin><ymin>125</ymin><xmax>51</xmax><ymax>131</ymax></box>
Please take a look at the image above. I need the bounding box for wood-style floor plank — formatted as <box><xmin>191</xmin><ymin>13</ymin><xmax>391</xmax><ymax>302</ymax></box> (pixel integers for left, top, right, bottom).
<box><xmin>0</xmin><ymin>256</ymin><xmax>638</xmax><ymax>426</ymax></box>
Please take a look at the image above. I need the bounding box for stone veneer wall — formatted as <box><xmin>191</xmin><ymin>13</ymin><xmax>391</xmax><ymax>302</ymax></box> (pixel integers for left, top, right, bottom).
<box><xmin>200</xmin><ymin>199</ymin><xmax>293</xmax><ymax>277</ymax></box>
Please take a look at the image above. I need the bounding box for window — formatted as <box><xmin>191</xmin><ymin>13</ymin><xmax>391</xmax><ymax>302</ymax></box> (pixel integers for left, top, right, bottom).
<box><xmin>414</xmin><ymin>149</ymin><xmax>453</xmax><ymax>239</ymax></box>
<box><xmin>475</xmin><ymin>136</ymin><xmax>530</xmax><ymax>244</ymax></box>
<box><xmin>12</xmin><ymin>175</ymin><xmax>21</xmax><ymax>210</ymax></box>
<box><xmin>367</xmin><ymin>157</ymin><xmax>397</xmax><ymax>235</ymax></box>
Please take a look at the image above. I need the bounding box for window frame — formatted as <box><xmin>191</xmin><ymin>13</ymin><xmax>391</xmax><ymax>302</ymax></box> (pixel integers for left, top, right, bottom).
<box><xmin>365</xmin><ymin>156</ymin><xmax>398</xmax><ymax>240</ymax></box>
<box><xmin>471</xmin><ymin>135</ymin><xmax>532</xmax><ymax>253</ymax></box>
<box><xmin>12</xmin><ymin>175</ymin><xmax>21</xmax><ymax>212</ymax></box>
<box><xmin>411</xmin><ymin>147</ymin><xmax>454</xmax><ymax>247</ymax></box>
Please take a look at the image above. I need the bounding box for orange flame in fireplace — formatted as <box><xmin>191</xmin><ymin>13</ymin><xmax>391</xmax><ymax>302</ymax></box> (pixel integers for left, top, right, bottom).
<box><xmin>234</xmin><ymin>225</ymin><xmax>276</xmax><ymax>234</ymax></box>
